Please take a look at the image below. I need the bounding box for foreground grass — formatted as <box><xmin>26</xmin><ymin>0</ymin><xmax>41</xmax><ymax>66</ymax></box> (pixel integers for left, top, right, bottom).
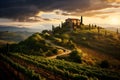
<box><xmin>0</xmin><ymin>54</ymin><xmax>45</xmax><ymax>80</ymax></box>
<box><xmin>10</xmin><ymin>53</ymin><xmax>120</xmax><ymax>80</ymax></box>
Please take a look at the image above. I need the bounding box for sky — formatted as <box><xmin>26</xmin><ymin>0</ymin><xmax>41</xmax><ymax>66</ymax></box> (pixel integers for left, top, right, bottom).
<box><xmin>0</xmin><ymin>0</ymin><xmax>120</xmax><ymax>30</ymax></box>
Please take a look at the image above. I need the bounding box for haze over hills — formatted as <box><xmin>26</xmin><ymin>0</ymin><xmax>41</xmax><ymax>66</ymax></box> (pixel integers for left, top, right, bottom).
<box><xmin>0</xmin><ymin>25</ymin><xmax>43</xmax><ymax>44</ymax></box>
<box><xmin>0</xmin><ymin>24</ymin><xmax>119</xmax><ymax>33</ymax></box>
<box><xmin>105</xmin><ymin>27</ymin><xmax>120</xmax><ymax>33</ymax></box>
<box><xmin>0</xmin><ymin>26</ymin><xmax>34</xmax><ymax>45</ymax></box>
<box><xmin>0</xmin><ymin>25</ymin><xmax>43</xmax><ymax>32</ymax></box>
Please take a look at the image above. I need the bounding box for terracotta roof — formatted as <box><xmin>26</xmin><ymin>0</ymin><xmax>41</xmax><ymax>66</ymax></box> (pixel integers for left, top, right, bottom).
<box><xmin>66</xmin><ymin>18</ymin><xmax>80</xmax><ymax>20</ymax></box>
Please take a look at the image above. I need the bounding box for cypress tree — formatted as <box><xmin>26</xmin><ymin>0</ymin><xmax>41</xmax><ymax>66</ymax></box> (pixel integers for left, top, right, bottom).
<box><xmin>116</xmin><ymin>28</ymin><xmax>119</xmax><ymax>34</ymax></box>
<box><xmin>52</xmin><ymin>25</ymin><xmax>54</xmax><ymax>31</ymax></box>
<box><xmin>105</xmin><ymin>30</ymin><xmax>107</xmax><ymax>36</ymax></box>
<box><xmin>97</xmin><ymin>27</ymin><xmax>100</xmax><ymax>34</ymax></box>
<box><xmin>89</xmin><ymin>24</ymin><xmax>91</xmax><ymax>31</ymax></box>
<box><xmin>80</xmin><ymin>16</ymin><xmax>83</xmax><ymax>25</ymax></box>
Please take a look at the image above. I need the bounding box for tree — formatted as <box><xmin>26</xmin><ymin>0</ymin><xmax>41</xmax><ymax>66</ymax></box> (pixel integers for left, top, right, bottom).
<box><xmin>80</xmin><ymin>16</ymin><xmax>83</xmax><ymax>25</ymax></box>
<box><xmin>89</xmin><ymin>24</ymin><xmax>91</xmax><ymax>31</ymax></box>
<box><xmin>116</xmin><ymin>28</ymin><xmax>119</xmax><ymax>34</ymax></box>
<box><xmin>52</xmin><ymin>25</ymin><xmax>55</xmax><ymax>31</ymax></box>
<box><xmin>95</xmin><ymin>24</ymin><xmax>97</xmax><ymax>28</ymax></box>
<box><xmin>61</xmin><ymin>22</ymin><xmax>64</xmax><ymax>28</ymax></box>
<box><xmin>42</xmin><ymin>30</ymin><xmax>49</xmax><ymax>34</ymax></box>
<box><xmin>105</xmin><ymin>30</ymin><xmax>107</xmax><ymax>36</ymax></box>
<box><xmin>69</xmin><ymin>50</ymin><xmax>82</xmax><ymax>63</ymax></box>
<box><xmin>97</xmin><ymin>27</ymin><xmax>100</xmax><ymax>34</ymax></box>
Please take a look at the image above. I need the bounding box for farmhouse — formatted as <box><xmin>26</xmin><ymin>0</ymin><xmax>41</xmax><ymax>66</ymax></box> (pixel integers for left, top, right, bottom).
<box><xmin>65</xmin><ymin>16</ymin><xmax>83</xmax><ymax>30</ymax></box>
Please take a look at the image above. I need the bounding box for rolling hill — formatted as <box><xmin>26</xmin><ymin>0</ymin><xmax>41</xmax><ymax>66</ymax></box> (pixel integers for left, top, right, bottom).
<box><xmin>0</xmin><ymin>24</ymin><xmax>120</xmax><ymax>80</ymax></box>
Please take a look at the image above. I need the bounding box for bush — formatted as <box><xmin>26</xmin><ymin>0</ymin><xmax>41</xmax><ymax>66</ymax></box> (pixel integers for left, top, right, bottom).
<box><xmin>100</xmin><ymin>60</ymin><xmax>109</xmax><ymax>68</ymax></box>
<box><xmin>52</xmin><ymin>49</ymin><xmax>58</xmax><ymax>54</ymax></box>
<box><xmin>69</xmin><ymin>50</ymin><xmax>82</xmax><ymax>63</ymax></box>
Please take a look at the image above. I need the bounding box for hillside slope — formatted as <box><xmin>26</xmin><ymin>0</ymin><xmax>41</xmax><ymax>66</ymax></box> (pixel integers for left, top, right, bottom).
<box><xmin>48</xmin><ymin>25</ymin><xmax>120</xmax><ymax>60</ymax></box>
<box><xmin>0</xmin><ymin>24</ymin><xmax>120</xmax><ymax>80</ymax></box>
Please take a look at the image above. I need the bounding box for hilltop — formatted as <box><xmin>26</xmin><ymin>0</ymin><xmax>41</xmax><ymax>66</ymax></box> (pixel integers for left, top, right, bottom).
<box><xmin>43</xmin><ymin>18</ymin><xmax>120</xmax><ymax>60</ymax></box>
<box><xmin>41</xmin><ymin>20</ymin><xmax>120</xmax><ymax>67</ymax></box>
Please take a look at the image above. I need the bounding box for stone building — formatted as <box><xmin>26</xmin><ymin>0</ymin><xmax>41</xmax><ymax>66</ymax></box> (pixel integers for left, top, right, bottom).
<box><xmin>65</xmin><ymin>16</ymin><xmax>83</xmax><ymax>30</ymax></box>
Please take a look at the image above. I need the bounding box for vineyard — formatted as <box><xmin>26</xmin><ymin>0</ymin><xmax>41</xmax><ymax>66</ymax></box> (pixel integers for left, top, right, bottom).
<box><xmin>0</xmin><ymin>53</ymin><xmax>120</xmax><ymax>80</ymax></box>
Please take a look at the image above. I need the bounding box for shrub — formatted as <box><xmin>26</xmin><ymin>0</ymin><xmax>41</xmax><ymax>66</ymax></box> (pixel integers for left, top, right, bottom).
<box><xmin>52</xmin><ymin>49</ymin><xmax>58</xmax><ymax>54</ymax></box>
<box><xmin>100</xmin><ymin>60</ymin><xmax>110</xmax><ymax>68</ymax></box>
<box><xmin>69</xmin><ymin>50</ymin><xmax>82</xmax><ymax>63</ymax></box>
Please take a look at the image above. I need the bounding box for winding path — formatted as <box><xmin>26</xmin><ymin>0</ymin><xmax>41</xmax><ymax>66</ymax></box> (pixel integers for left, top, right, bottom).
<box><xmin>47</xmin><ymin>50</ymin><xmax>71</xmax><ymax>59</ymax></box>
<box><xmin>45</xmin><ymin>40</ymin><xmax>71</xmax><ymax>59</ymax></box>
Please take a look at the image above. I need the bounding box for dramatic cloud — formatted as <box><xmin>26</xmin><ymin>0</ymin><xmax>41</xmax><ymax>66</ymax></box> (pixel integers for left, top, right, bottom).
<box><xmin>0</xmin><ymin>0</ymin><xmax>90</xmax><ymax>20</ymax></box>
<box><xmin>0</xmin><ymin>0</ymin><xmax>119</xmax><ymax>21</ymax></box>
<box><xmin>102</xmin><ymin>0</ymin><xmax>120</xmax><ymax>3</ymax></box>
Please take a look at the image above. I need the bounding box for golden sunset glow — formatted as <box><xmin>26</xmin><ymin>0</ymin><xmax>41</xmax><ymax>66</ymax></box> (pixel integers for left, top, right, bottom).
<box><xmin>110</xmin><ymin>17</ymin><xmax>119</xmax><ymax>25</ymax></box>
<box><xmin>0</xmin><ymin>0</ymin><xmax>120</xmax><ymax>29</ymax></box>
<box><xmin>0</xmin><ymin>0</ymin><xmax>120</xmax><ymax>79</ymax></box>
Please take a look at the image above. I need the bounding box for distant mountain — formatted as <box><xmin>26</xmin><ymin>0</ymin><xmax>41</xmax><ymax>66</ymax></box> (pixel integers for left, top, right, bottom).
<box><xmin>0</xmin><ymin>31</ymin><xmax>33</xmax><ymax>43</ymax></box>
<box><xmin>0</xmin><ymin>25</ymin><xmax>42</xmax><ymax>32</ymax></box>
<box><xmin>0</xmin><ymin>25</ymin><xmax>29</xmax><ymax>32</ymax></box>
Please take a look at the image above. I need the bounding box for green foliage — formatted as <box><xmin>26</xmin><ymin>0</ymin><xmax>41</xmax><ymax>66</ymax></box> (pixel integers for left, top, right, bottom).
<box><xmin>40</xmin><ymin>23</ymin><xmax>120</xmax><ymax>60</ymax></box>
<box><xmin>69</xmin><ymin>29</ymin><xmax>120</xmax><ymax>60</ymax></box>
<box><xmin>10</xmin><ymin>53</ymin><xmax>120</xmax><ymax>80</ymax></box>
<box><xmin>54</xmin><ymin>37</ymin><xmax>62</xmax><ymax>43</ymax></box>
<box><xmin>52</xmin><ymin>49</ymin><xmax>58</xmax><ymax>54</ymax></box>
<box><xmin>69</xmin><ymin>50</ymin><xmax>82</xmax><ymax>63</ymax></box>
<box><xmin>57</xmin><ymin>49</ymin><xmax>82</xmax><ymax>63</ymax></box>
<box><xmin>61</xmin><ymin>33</ymin><xmax>70</xmax><ymax>39</ymax></box>
<box><xmin>50</xmin><ymin>36</ymin><xmax>76</xmax><ymax>49</ymax></box>
<box><xmin>0</xmin><ymin>54</ymin><xmax>45</xmax><ymax>80</ymax></box>
<box><xmin>5</xmin><ymin>33</ymin><xmax>57</xmax><ymax>56</ymax></box>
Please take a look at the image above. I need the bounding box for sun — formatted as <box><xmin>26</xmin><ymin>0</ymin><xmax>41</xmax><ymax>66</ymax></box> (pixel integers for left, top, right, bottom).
<box><xmin>110</xmin><ymin>18</ymin><xmax>119</xmax><ymax>25</ymax></box>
